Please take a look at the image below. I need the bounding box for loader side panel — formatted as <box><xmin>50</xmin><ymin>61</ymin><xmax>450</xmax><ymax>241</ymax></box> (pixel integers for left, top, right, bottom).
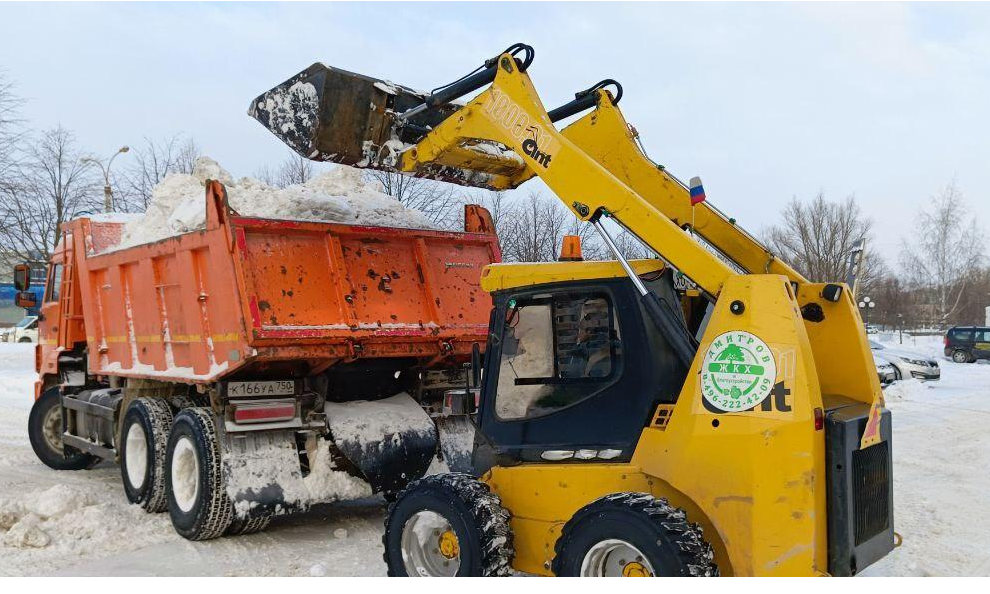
<box><xmin>797</xmin><ymin>283</ymin><xmax>882</xmax><ymax>407</ymax></box>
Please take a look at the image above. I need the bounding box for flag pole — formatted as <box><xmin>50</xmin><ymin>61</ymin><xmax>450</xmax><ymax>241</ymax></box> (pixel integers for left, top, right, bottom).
<box><xmin>688</xmin><ymin>176</ymin><xmax>706</xmax><ymax>238</ymax></box>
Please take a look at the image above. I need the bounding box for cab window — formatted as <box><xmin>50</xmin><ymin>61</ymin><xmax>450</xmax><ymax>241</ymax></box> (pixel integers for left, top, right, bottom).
<box><xmin>46</xmin><ymin>264</ymin><xmax>63</xmax><ymax>302</ymax></box>
<box><xmin>495</xmin><ymin>293</ymin><xmax>619</xmax><ymax>420</ymax></box>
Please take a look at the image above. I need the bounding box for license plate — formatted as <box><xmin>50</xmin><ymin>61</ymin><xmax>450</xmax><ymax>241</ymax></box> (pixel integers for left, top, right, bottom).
<box><xmin>227</xmin><ymin>380</ymin><xmax>295</xmax><ymax>397</ymax></box>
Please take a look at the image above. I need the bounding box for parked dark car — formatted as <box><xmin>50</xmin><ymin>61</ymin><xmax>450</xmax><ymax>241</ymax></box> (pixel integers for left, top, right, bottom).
<box><xmin>944</xmin><ymin>326</ymin><xmax>990</xmax><ymax>363</ymax></box>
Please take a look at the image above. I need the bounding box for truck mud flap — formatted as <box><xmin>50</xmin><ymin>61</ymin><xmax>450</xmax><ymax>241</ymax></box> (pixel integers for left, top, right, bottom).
<box><xmin>325</xmin><ymin>393</ymin><xmax>438</xmax><ymax>494</ymax></box>
<box><xmin>221</xmin><ymin>430</ymin><xmax>373</xmax><ymax>517</ymax></box>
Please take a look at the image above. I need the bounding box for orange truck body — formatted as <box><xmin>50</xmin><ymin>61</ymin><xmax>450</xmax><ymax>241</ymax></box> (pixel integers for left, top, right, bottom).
<box><xmin>36</xmin><ymin>180</ymin><xmax>500</xmax><ymax>394</ymax></box>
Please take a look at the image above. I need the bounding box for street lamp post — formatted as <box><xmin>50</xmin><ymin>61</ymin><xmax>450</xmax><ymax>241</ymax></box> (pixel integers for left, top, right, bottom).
<box><xmin>858</xmin><ymin>296</ymin><xmax>876</xmax><ymax>328</ymax></box>
<box><xmin>82</xmin><ymin>146</ymin><xmax>130</xmax><ymax>213</ymax></box>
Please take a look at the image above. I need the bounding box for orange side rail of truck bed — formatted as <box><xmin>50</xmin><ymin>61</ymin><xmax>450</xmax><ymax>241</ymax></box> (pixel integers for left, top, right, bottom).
<box><xmin>39</xmin><ymin>180</ymin><xmax>501</xmax><ymax>386</ymax></box>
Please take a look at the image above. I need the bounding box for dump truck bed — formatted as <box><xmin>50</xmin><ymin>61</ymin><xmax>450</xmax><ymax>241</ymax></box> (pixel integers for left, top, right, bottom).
<box><xmin>66</xmin><ymin>181</ymin><xmax>500</xmax><ymax>383</ymax></box>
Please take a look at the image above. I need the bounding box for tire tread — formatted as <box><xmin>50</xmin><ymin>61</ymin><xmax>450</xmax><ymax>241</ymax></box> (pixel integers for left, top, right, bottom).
<box><xmin>121</xmin><ymin>397</ymin><xmax>174</xmax><ymax>513</ymax></box>
<box><xmin>383</xmin><ymin>472</ymin><xmax>514</xmax><ymax>576</ymax></box>
<box><xmin>552</xmin><ymin>491</ymin><xmax>718</xmax><ymax>577</ymax></box>
<box><xmin>167</xmin><ymin>407</ymin><xmax>233</xmax><ymax>541</ymax></box>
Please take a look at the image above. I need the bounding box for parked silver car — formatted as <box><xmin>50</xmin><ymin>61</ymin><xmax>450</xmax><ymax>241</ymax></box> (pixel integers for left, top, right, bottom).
<box><xmin>873</xmin><ymin>353</ymin><xmax>897</xmax><ymax>386</ymax></box>
<box><xmin>870</xmin><ymin>340</ymin><xmax>940</xmax><ymax>381</ymax></box>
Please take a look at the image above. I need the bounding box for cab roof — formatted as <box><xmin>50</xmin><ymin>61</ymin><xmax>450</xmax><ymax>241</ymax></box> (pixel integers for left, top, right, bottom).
<box><xmin>480</xmin><ymin>259</ymin><xmax>665</xmax><ymax>293</ymax></box>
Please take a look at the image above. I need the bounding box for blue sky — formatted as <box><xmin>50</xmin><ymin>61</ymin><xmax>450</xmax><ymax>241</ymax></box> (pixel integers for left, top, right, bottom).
<box><xmin>1</xmin><ymin>1</ymin><xmax>988</xmax><ymax>264</ymax></box>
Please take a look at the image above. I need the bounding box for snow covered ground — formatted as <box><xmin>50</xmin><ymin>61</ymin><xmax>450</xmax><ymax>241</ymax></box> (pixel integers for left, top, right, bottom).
<box><xmin>0</xmin><ymin>336</ymin><xmax>987</xmax><ymax>576</ymax></box>
<box><xmin>0</xmin><ymin>344</ymin><xmax>386</xmax><ymax>577</ymax></box>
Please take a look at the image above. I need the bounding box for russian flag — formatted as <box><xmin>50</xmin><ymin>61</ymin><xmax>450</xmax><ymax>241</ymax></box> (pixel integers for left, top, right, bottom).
<box><xmin>689</xmin><ymin>176</ymin><xmax>706</xmax><ymax>206</ymax></box>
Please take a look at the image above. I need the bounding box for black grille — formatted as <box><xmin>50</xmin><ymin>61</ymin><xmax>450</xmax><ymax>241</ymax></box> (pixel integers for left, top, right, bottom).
<box><xmin>852</xmin><ymin>441</ymin><xmax>890</xmax><ymax>545</ymax></box>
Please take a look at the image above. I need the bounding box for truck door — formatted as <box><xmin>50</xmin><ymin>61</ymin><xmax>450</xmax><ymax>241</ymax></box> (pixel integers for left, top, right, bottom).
<box><xmin>40</xmin><ymin>260</ymin><xmax>64</xmax><ymax>348</ymax></box>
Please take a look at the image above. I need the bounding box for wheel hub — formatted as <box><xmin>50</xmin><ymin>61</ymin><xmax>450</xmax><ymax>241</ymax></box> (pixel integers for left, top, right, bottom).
<box><xmin>622</xmin><ymin>561</ymin><xmax>651</xmax><ymax>577</ymax></box>
<box><xmin>171</xmin><ymin>435</ymin><xmax>200</xmax><ymax>513</ymax></box>
<box><xmin>41</xmin><ymin>405</ymin><xmax>63</xmax><ymax>453</ymax></box>
<box><xmin>124</xmin><ymin>422</ymin><xmax>148</xmax><ymax>490</ymax></box>
<box><xmin>581</xmin><ymin>539</ymin><xmax>656</xmax><ymax>577</ymax></box>
<box><xmin>438</xmin><ymin>529</ymin><xmax>460</xmax><ymax>559</ymax></box>
<box><xmin>400</xmin><ymin>510</ymin><xmax>461</xmax><ymax>576</ymax></box>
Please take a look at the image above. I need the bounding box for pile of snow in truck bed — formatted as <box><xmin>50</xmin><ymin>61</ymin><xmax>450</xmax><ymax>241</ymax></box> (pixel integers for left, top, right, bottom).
<box><xmin>113</xmin><ymin>157</ymin><xmax>435</xmax><ymax>251</ymax></box>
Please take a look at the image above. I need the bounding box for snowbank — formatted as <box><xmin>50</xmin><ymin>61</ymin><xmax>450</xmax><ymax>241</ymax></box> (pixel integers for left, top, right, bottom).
<box><xmin>112</xmin><ymin>157</ymin><xmax>435</xmax><ymax>251</ymax></box>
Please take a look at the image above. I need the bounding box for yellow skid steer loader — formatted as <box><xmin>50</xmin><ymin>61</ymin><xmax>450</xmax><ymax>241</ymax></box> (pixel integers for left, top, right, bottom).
<box><xmin>250</xmin><ymin>43</ymin><xmax>893</xmax><ymax>577</ymax></box>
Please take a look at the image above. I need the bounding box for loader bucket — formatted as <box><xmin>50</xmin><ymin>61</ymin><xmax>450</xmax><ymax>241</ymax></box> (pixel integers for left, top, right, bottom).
<box><xmin>324</xmin><ymin>393</ymin><xmax>439</xmax><ymax>494</ymax></box>
<box><xmin>249</xmin><ymin>63</ymin><xmax>525</xmax><ymax>190</ymax></box>
<box><xmin>248</xmin><ymin>63</ymin><xmax>459</xmax><ymax>172</ymax></box>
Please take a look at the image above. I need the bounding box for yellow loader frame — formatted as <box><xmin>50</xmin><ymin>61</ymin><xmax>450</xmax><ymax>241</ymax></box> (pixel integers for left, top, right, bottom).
<box><xmin>390</xmin><ymin>50</ymin><xmax>885</xmax><ymax>576</ymax></box>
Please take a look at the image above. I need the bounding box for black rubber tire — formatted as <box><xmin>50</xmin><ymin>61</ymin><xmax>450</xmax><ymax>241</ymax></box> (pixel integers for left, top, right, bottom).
<box><xmin>18</xmin><ymin>337</ymin><xmax>31</xmax><ymax>343</ymax></box>
<box><xmin>120</xmin><ymin>398</ymin><xmax>174</xmax><ymax>513</ymax></box>
<box><xmin>383</xmin><ymin>472</ymin><xmax>513</xmax><ymax>576</ymax></box>
<box><xmin>165</xmin><ymin>407</ymin><xmax>233</xmax><ymax>541</ymax></box>
<box><xmin>28</xmin><ymin>387</ymin><xmax>98</xmax><ymax>471</ymax></box>
<box><xmin>951</xmin><ymin>350</ymin><xmax>972</xmax><ymax>364</ymax></box>
<box><xmin>552</xmin><ymin>492</ymin><xmax>717</xmax><ymax>577</ymax></box>
<box><xmin>225</xmin><ymin>512</ymin><xmax>273</xmax><ymax>536</ymax></box>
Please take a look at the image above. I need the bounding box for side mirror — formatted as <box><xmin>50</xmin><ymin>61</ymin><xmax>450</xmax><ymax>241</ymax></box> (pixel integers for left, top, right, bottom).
<box><xmin>13</xmin><ymin>264</ymin><xmax>30</xmax><ymax>291</ymax></box>
<box><xmin>15</xmin><ymin>291</ymin><xmax>37</xmax><ymax>309</ymax></box>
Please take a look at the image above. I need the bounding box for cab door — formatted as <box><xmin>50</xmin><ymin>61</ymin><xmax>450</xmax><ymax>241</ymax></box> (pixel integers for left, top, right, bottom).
<box><xmin>477</xmin><ymin>277</ymin><xmax>689</xmax><ymax>466</ymax></box>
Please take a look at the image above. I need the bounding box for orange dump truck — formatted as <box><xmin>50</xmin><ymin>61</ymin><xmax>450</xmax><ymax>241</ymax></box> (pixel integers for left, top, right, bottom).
<box><xmin>15</xmin><ymin>180</ymin><xmax>500</xmax><ymax>539</ymax></box>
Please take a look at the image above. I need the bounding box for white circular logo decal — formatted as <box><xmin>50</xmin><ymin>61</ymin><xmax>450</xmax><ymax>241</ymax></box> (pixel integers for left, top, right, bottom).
<box><xmin>701</xmin><ymin>331</ymin><xmax>777</xmax><ymax>412</ymax></box>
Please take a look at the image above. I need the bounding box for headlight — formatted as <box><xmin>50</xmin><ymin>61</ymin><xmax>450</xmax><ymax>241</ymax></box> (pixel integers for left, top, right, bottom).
<box><xmin>901</xmin><ymin>357</ymin><xmax>930</xmax><ymax>366</ymax></box>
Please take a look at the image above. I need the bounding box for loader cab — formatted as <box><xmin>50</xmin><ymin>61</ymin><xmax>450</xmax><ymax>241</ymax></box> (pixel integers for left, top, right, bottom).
<box><xmin>475</xmin><ymin>260</ymin><xmax>691</xmax><ymax>469</ymax></box>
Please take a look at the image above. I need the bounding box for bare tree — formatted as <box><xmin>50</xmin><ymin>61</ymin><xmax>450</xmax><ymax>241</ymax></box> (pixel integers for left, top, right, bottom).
<box><xmin>278</xmin><ymin>153</ymin><xmax>314</xmax><ymax>187</ymax></box>
<box><xmin>497</xmin><ymin>191</ymin><xmax>573</xmax><ymax>262</ymax></box>
<box><xmin>0</xmin><ymin>126</ymin><xmax>99</xmax><ymax>262</ymax></box>
<box><xmin>478</xmin><ymin>190</ymin><xmax>514</xmax><ymax>235</ymax></box>
<box><xmin>365</xmin><ymin>170</ymin><xmax>462</xmax><ymax>228</ymax></box>
<box><xmin>0</xmin><ymin>69</ymin><xmax>24</xmax><ymax>191</ymax></box>
<box><xmin>173</xmin><ymin>137</ymin><xmax>201</xmax><ymax>175</ymax></box>
<box><xmin>764</xmin><ymin>193</ymin><xmax>884</xmax><ymax>291</ymax></box>
<box><xmin>255</xmin><ymin>152</ymin><xmax>318</xmax><ymax>189</ymax></box>
<box><xmin>117</xmin><ymin>135</ymin><xmax>201</xmax><ymax>211</ymax></box>
<box><xmin>900</xmin><ymin>182</ymin><xmax>984</xmax><ymax>326</ymax></box>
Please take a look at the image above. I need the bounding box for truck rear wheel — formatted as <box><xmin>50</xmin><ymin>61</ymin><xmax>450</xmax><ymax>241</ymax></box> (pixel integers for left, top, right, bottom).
<box><xmin>383</xmin><ymin>473</ymin><xmax>513</xmax><ymax>576</ymax></box>
<box><xmin>552</xmin><ymin>493</ymin><xmax>717</xmax><ymax>577</ymax></box>
<box><xmin>120</xmin><ymin>398</ymin><xmax>174</xmax><ymax>512</ymax></box>
<box><xmin>225</xmin><ymin>512</ymin><xmax>273</xmax><ymax>536</ymax></box>
<box><xmin>165</xmin><ymin>408</ymin><xmax>233</xmax><ymax>540</ymax></box>
<box><xmin>28</xmin><ymin>388</ymin><xmax>97</xmax><ymax>471</ymax></box>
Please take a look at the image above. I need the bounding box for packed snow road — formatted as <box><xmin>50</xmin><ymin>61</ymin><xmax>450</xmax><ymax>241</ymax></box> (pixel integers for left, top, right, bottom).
<box><xmin>0</xmin><ymin>337</ymin><xmax>987</xmax><ymax>576</ymax></box>
<box><xmin>0</xmin><ymin>344</ymin><xmax>386</xmax><ymax>577</ymax></box>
